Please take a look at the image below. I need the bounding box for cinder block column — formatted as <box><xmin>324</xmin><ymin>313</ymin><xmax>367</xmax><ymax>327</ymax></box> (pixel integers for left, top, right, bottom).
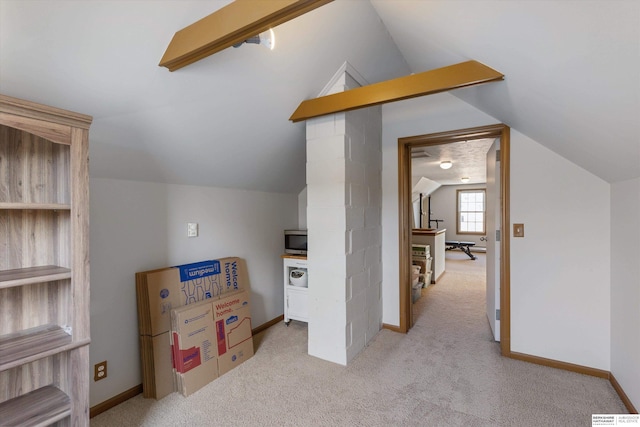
<box><xmin>306</xmin><ymin>66</ymin><xmax>382</xmax><ymax>365</ymax></box>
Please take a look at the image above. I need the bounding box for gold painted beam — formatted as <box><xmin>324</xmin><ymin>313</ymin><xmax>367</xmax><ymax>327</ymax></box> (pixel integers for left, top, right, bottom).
<box><xmin>289</xmin><ymin>60</ymin><xmax>504</xmax><ymax>122</ymax></box>
<box><xmin>159</xmin><ymin>0</ymin><xmax>333</xmax><ymax>72</ymax></box>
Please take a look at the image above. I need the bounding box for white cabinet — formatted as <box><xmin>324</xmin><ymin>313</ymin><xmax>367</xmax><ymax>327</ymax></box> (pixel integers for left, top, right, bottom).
<box><xmin>283</xmin><ymin>256</ymin><xmax>308</xmax><ymax>325</ymax></box>
<box><xmin>286</xmin><ymin>287</ymin><xmax>309</xmax><ymax>323</ymax></box>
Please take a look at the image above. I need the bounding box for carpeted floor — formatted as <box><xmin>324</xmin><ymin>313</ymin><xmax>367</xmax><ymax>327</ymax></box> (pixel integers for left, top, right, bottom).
<box><xmin>91</xmin><ymin>252</ymin><xmax>626</xmax><ymax>426</ymax></box>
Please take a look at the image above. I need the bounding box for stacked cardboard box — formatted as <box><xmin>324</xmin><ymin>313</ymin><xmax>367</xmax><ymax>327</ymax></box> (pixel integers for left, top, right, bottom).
<box><xmin>170</xmin><ymin>300</ymin><xmax>218</xmax><ymax>397</ymax></box>
<box><xmin>211</xmin><ymin>289</ymin><xmax>254</xmax><ymax>376</ymax></box>
<box><xmin>170</xmin><ymin>289</ymin><xmax>254</xmax><ymax>396</ymax></box>
<box><xmin>136</xmin><ymin>257</ymin><xmax>251</xmax><ymax>399</ymax></box>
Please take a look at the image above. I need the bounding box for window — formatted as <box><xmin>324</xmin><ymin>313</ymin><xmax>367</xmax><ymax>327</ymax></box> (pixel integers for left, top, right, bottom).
<box><xmin>457</xmin><ymin>189</ymin><xmax>486</xmax><ymax>234</ymax></box>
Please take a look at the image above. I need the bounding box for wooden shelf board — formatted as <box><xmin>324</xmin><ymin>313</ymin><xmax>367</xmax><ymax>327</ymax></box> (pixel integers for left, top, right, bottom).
<box><xmin>0</xmin><ymin>338</ymin><xmax>90</xmax><ymax>372</ymax></box>
<box><xmin>0</xmin><ymin>324</ymin><xmax>73</xmax><ymax>371</ymax></box>
<box><xmin>0</xmin><ymin>266</ymin><xmax>72</xmax><ymax>290</ymax></box>
<box><xmin>0</xmin><ymin>202</ymin><xmax>70</xmax><ymax>210</ymax></box>
<box><xmin>0</xmin><ymin>385</ymin><xmax>70</xmax><ymax>427</ymax></box>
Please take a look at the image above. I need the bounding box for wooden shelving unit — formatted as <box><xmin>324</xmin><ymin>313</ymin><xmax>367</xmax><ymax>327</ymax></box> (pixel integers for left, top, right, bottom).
<box><xmin>0</xmin><ymin>94</ymin><xmax>92</xmax><ymax>426</ymax></box>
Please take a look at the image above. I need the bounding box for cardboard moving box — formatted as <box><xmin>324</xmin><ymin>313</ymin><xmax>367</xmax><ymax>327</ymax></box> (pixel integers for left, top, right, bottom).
<box><xmin>171</xmin><ymin>300</ymin><xmax>218</xmax><ymax>397</ymax></box>
<box><xmin>136</xmin><ymin>257</ymin><xmax>250</xmax><ymax>399</ymax></box>
<box><xmin>169</xmin><ymin>289</ymin><xmax>255</xmax><ymax>395</ymax></box>
<box><xmin>137</xmin><ymin>258</ymin><xmax>248</xmax><ymax>337</ymax></box>
<box><xmin>139</xmin><ymin>333</ymin><xmax>173</xmax><ymax>399</ymax></box>
<box><xmin>213</xmin><ymin>289</ymin><xmax>254</xmax><ymax>376</ymax></box>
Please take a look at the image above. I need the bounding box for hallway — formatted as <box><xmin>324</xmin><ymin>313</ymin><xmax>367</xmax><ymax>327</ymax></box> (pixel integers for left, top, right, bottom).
<box><xmin>408</xmin><ymin>251</ymin><xmax>626</xmax><ymax>425</ymax></box>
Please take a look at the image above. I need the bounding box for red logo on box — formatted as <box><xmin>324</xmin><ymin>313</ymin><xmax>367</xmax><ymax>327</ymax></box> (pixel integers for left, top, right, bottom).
<box><xmin>216</xmin><ymin>319</ymin><xmax>227</xmax><ymax>355</ymax></box>
<box><xmin>172</xmin><ymin>332</ymin><xmax>202</xmax><ymax>374</ymax></box>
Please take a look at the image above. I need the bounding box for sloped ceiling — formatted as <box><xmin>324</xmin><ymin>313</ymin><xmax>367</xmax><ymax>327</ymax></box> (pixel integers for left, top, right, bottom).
<box><xmin>371</xmin><ymin>0</ymin><xmax>640</xmax><ymax>183</ymax></box>
<box><xmin>0</xmin><ymin>0</ymin><xmax>409</xmax><ymax>193</ymax></box>
<box><xmin>1</xmin><ymin>0</ymin><xmax>638</xmax><ymax>193</ymax></box>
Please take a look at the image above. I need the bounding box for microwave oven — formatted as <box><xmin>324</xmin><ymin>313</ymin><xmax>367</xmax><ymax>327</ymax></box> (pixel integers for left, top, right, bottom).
<box><xmin>284</xmin><ymin>229</ymin><xmax>307</xmax><ymax>255</ymax></box>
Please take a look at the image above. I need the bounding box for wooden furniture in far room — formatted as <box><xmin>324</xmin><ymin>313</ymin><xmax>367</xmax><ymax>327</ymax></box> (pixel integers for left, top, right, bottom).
<box><xmin>282</xmin><ymin>255</ymin><xmax>308</xmax><ymax>325</ymax></box>
<box><xmin>0</xmin><ymin>94</ymin><xmax>92</xmax><ymax>426</ymax></box>
<box><xmin>412</xmin><ymin>228</ymin><xmax>446</xmax><ymax>284</ymax></box>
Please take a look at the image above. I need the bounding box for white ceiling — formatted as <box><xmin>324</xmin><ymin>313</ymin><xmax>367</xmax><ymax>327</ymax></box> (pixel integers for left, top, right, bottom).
<box><xmin>412</xmin><ymin>138</ymin><xmax>495</xmax><ymax>186</ymax></box>
<box><xmin>1</xmin><ymin>0</ymin><xmax>638</xmax><ymax>193</ymax></box>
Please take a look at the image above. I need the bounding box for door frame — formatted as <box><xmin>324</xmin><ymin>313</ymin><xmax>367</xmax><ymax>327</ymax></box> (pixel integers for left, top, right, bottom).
<box><xmin>397</xmin><ymin>123</ymin><xmax>511</xmax><ymax>356</ymax></box>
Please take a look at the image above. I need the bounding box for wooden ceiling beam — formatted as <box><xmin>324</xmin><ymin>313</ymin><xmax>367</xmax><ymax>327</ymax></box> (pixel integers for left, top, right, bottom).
<box><xmin>159</xmin><ymin>0</ymin><xmax>333</xmax><ymax>72</ymax></box>
<box><xmin>289</xmin><ymin>60</ymin><xmax>504</xmax><ymax>122</ymax></box>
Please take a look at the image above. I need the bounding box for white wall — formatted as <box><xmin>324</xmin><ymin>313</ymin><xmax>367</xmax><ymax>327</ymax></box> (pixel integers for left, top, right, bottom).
<box><xmin>345</xmin><ymin>105</ymin><xmax>383</xmax><ymax>362</ymax></box>
<box><xmin>305</xmin><ymin>113</ymin><xmax>350</xmax><ymax>364</ymax></box>
<box><xmin>610</xmin><ymin>177</ymin><xmax>640</xmax><ymax>409</ymax></box>
<box><xmin>306</xmin><ymin>65</ymin><xmax>383</xmax><ymax>365</ymax></box>
<box><xmin>89</xmin><ymin>178</ymin><xmax>169</xmax><ymax>407</ymax></box>
<box><xmin>298</xmin><ymin>187</ymin><xmax>307</xmax><ymax>229</ymax></box>
<box><xmin>510</xmin><ymin>130</ymin><xmax>611</xmax><ymax>369</ymax></box>
<box><xmin>381</xmin><ymin>92</ymin><xmax>612</xmax><ymax>371</ymax></box>
<box><xmin>305</xmin><ymin>105</ymin><xmax>383</xmax><ymax>365</ymax></box>
<box><xmin>89</xmin><ymin>177</ymin><xmax>297</xmax><ymax>406</ymax></box>
<box><xmin>162</xmin><ymin>184</ymin><xmax>297</xmax><ymax>324</ymax></box>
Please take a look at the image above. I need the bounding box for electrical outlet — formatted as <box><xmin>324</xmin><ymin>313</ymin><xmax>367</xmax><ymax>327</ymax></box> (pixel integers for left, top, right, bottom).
<box><xmin>94</xmin><ymin>361</ymin><xmax>107</xmax><ymax>381</ymax></box>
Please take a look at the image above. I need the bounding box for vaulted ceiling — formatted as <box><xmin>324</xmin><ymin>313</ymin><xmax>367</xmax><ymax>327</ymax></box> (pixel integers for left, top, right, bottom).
<box><xmin>1</xmin><ymin>1</ymin><xmax>638</xmax><ymax>193</ymax></box>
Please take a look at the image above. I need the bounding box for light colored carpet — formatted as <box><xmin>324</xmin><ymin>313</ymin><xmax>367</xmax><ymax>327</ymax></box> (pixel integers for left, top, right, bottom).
<box><xmin>91</xmin><ymin>253</ymin><xmax>626</xmax><ymax>426</ymax></box>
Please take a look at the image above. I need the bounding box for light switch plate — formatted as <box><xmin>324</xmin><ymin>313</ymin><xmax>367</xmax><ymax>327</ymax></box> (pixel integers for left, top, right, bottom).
<box><xmin>513</xmin><ymin>223</ymin><xmax>524</xmax><ymax>237</ymax></box>
<box><xmin>187</xmin><ymin>222</ymin><xmax>198</xmax><ymax>237</ymax></box>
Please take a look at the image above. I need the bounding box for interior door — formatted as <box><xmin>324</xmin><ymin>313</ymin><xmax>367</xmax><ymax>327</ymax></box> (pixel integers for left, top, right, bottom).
<box><xmin>486</xmin><ymin>138</ymin><xmax>501</xmax><ymax>341</ymax></box>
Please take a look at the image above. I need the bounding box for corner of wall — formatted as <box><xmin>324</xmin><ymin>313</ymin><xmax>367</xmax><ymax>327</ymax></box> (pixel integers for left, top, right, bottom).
<box><xmin>610</xmin><ymin>177</ymin><xmax>640</xmax><ymax>410</ymax></box>
<box><xmin>298</xmin><ymin>186</ymin><xmax>307</xmax><ymax>229</ymax></box>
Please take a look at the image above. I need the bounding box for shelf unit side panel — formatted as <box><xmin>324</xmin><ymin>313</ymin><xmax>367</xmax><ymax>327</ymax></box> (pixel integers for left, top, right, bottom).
<box><xmin>67</xmin><ymin>345</ymin><xmax>89</xmax><ymax>424</ymax></box>
<box><xmin>0</xmin><ymin>125</ymin><xmax>70</xmax><ymax>205</ymax></box>
<box><xmin>69</xmin><ymin>128</ymin><xmax>89</xmax><ymax>341</ymax></box>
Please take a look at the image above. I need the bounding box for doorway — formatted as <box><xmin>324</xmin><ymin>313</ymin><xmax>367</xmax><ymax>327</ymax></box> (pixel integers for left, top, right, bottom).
<box><xmin>397</xmin><ymin>124</ymin><xmax>511</xmax><ymax>356</ymax></box>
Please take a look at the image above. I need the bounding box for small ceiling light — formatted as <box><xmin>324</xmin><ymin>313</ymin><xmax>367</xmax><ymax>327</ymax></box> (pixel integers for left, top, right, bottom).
<box><xmin>233</xmin><ymin>28</ymin><xmax>275</xmax><ymax>50</ymax></box>
<box><xmin>461</xmin><ymin>177</ymin><xmax>470</xmax><ymax>183</ymax></box>
<box><xmin>440</xmin><ymin>161</ymin><xmax>452</xmax><ymax>170</ymax></box>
